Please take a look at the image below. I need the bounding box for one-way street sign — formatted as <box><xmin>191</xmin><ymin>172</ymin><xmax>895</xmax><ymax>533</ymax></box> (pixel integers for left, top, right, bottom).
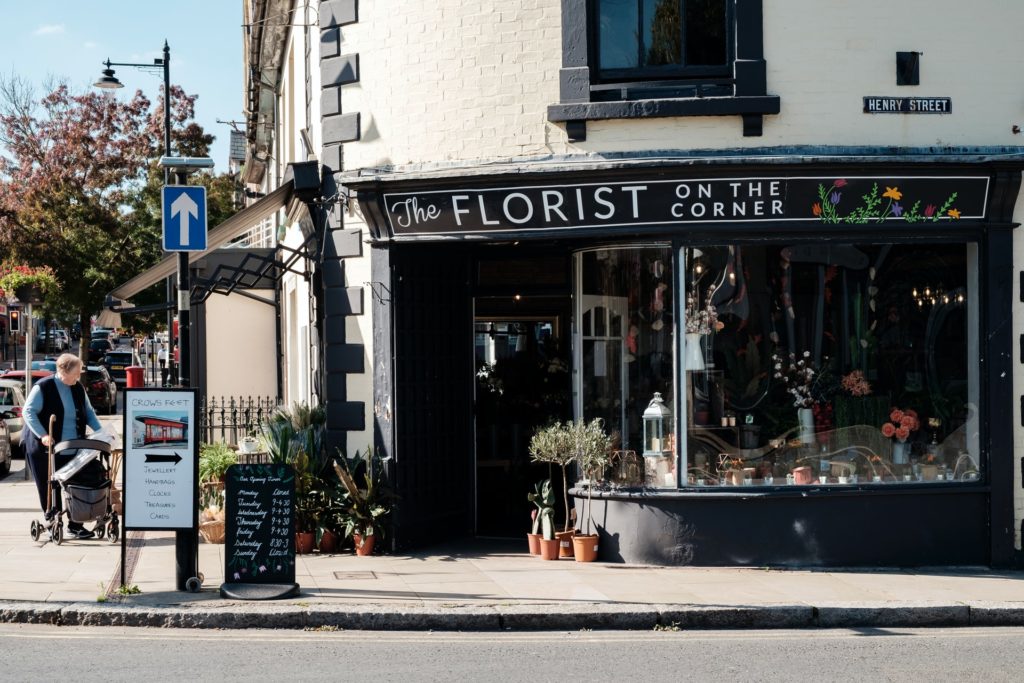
<box><xmin>162</xmin><ymin>185</ymin><xmax>207</xmax><ymax>252</ymax></box>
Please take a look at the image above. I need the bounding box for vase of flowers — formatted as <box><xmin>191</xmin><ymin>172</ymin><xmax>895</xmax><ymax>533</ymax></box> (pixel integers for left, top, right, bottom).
<box><xmin>881</xmin><ymin>407</ymin><xmax>919</xmax><ymax>464</ymax></box>
<box><xmin>772</xmin><ymin>350</ymin><xmax>817</xmax><ymax>443</ymax></box>
<box><xmin>0</xmin><ymin>264</ymin><xmax>60</xmax><ymax>305</ymax></box>
<box><xmin>684</xmin><ymin>286</ymin><xmax>722</xmax><ymax>371</ymax></box>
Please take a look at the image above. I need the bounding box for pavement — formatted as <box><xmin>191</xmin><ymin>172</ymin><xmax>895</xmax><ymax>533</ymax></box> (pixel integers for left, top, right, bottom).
<box><xmin>4</xmin><ymin>421</ymin><xmax>1024</xmax><ymax>631</ymax></box>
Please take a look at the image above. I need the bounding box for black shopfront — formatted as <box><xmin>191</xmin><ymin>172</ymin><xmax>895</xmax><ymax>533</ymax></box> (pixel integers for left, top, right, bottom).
<box><xmin>348</xmin><ymin>154</ymin><xmax>1022</xmax><ymax>567</ymax></box>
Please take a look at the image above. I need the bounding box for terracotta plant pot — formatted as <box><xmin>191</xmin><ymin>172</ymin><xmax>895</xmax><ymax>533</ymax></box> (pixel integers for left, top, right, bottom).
<box><xmin>527</xmin><ymin>533</ymin><xmax>542</xmax><ymax>555</ymax></box>
<box><xmin>318</xmin><ymin>530</ymin><xmax>338</xmax><ymax>554</ymax></box>
<box><xmin>556</xmin><ymin>530</ymin><xmax>575</xmax><ymax>558</ymax></box>
<box><xmin>295</xmin><ymin>531</ymin><xmax>315</xmax><ymax>555</ymax></box>
<box><xmin>353</xmin><ymin>532</ymin><xmax>376</xmax><ymax>556</ymax></box>
<box><xmin>792</xmin><ymin>466</ymin><xmax>814</xmax><ymax>485</ymax></box>
<box><xmin>572</xmin><ymin>533</ymin><xmax>599</xmax><ymax>562</ymax></box>
<box><xmin>538</xmin><ymin>537</ymin><xmax>560</xmax><ymax>560</ymax></box>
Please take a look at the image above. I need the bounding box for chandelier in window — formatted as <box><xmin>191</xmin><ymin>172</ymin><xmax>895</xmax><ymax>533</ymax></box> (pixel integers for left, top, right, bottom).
<box><xmin>911</xmin><ymin>284</ymin><xmax>965</xmax><ymax>308</ymax></box>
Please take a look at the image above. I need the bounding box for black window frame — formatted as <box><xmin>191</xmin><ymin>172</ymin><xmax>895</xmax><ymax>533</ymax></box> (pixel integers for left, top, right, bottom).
<box><xmin>593</xmin><ymin>0</ymin><xmax>734</xmax><ymax>83</ymax></box>
<box><xmin>548</xmin><ymin>0</ymin><xmax>780</xmax><ymax>140</ymax></box>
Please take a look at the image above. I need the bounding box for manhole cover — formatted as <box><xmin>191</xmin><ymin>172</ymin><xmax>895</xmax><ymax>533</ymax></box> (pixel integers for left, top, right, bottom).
<box><xmin>333</xmin><ymin>571</ymin><xmax>377</xmax><ymax>580</ymax></box>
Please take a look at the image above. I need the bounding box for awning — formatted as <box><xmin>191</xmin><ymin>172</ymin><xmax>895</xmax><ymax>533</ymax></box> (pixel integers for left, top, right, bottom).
<box><xmin>107</xmin><ymin>182</ymin><xmax>293</xmax><ymax>303</ymax></box>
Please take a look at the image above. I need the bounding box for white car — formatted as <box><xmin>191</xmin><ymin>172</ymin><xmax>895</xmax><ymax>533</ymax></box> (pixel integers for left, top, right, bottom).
<box><xmin>54</xmin><ymin>329</ymin><xmax>70</xmax><ymax>351</ymax></box>
<box><xmin>0</xmin><ymin>379</ymin><xmax>25</xmax><ymax>456</ymax></box>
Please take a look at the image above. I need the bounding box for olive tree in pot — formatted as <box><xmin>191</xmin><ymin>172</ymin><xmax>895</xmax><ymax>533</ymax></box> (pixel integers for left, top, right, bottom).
<box><xmin>571</xmin><ymin>418</ymin><xmax>613</xmax><ymax>562</ymax></box>
<box><xmin>528</xmin><ymin>422</ymin><xmax>576</xmax><ymax>557</ymax></box>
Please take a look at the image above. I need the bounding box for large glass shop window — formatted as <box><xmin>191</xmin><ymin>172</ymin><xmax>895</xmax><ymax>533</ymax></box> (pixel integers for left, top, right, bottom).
<box><xmin>575</xmin><ymin>247</ymin><xmax>676</xmax><ymax>487</ymax></box>
<box><xmin>682</xmin><ymin>243</ymin><xmax>981</xmax><ymax>488</ymax></box>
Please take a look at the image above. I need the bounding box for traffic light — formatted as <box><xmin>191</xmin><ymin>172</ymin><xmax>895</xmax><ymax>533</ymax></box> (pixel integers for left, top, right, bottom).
<box><xmin>9</xmin><ymin>310</ymin><xmax>19</xmax><ymax>332</ymax></box>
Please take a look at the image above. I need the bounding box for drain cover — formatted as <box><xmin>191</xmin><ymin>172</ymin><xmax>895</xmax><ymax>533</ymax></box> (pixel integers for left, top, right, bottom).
<box><xmin>333</xmin><ymin>571</ymin><xmax>377</xmax><ymax>580</ymax></box>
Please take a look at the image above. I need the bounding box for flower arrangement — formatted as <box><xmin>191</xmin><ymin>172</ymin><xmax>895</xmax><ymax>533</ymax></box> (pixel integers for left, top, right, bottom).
<box><xmin>840</xmin><ymin>370</ymin><xmax>871</xmax><ymax>397</ymax></box>
<box><xmin>881</xmin><ymin>407</ymin><xmax>919</xmax><ymax>443</ymax></box>
<box><xmin>684</xmin><ymin>286</ymin><xmax>721</xmax><ymax>335</ymax></box>
<box><xmin>772</xmin><ymin>350</ymin><xmax>816</xmax><ymax>408</ymax></box>
<box><xmin>0</xmin><ymin>263</ymin><xmax>60</xmax><ymax>302</ymax></box>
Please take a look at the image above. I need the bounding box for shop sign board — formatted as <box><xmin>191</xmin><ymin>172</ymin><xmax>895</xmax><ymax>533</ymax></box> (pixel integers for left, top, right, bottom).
<box><xmin>123</xmin><ymin>388</ymin><xmax>198</xmax><ymax>530</ymax></box>
<box><xmin>380</xmin><ymin>175</ymin><xmax>989</xmax><ymax>237</ymax></box>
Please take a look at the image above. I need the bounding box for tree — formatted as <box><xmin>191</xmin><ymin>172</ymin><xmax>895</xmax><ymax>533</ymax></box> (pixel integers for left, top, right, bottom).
<box><xmin>0</xmin><ymin>76</ymin><xmax>237</xmax><ymax>352</ymax></box>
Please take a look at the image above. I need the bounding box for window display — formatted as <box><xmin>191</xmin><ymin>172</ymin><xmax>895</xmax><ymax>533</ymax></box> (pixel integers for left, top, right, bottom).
<box><xmin>575</xmin><ymin>246</ymin><xmax>676</xmax><ymax>486</ymax></box>
<box><xmin>682</xmin><ymin>242</ymin><xmax>981</xmax><ymax>487</ymax></box>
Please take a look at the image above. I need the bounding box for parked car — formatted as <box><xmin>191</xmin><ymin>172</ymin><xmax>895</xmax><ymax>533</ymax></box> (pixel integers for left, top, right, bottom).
<box><xmin>54</xmin><ymin>329</ymin><xmax>70</xmax><ymax>351</ymax></box>
<box><xmin>30</xmin><ymin>360</ymin><xmax>57</xmax><ymax>373</ymax></box>
<box><xmin>82</xmin><ymin>365</ymin><xmax>117</xmax><ymax>415</ymax></box>
<box><xmin>103</xmin><ymin>348</ymin><xmax>142</xmax><ymax>387</ymax></box>
<box><xmin>0</xmin><ymin>379</ymin><xmax>25</xmax><ymax>456</ymax></box>
<box><xmin>88</xmin><ymin>338</ymin><xmax>114</xmax><ymax>363</ymax></box>
<box><xmin>0</xmin><ymin>369</ymin><xmax>53</xmax><ymax>382</ymax></box>
<box><xmin>0</xmin><ymin>415</ymin><xmax>11</xmax><ymax>476</ymax></box>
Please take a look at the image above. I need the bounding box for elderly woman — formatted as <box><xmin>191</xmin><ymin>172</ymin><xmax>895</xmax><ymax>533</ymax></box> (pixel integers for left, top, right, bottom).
<box><xmin>23</xmin><ymin>353</ymin><xmax>103</xmax><ymax>539</ymax></box>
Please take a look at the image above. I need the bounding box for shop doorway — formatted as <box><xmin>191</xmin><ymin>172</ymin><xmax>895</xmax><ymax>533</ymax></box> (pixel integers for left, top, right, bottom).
<box><xmin>474</xmin><ymin>297</ymin><xmax>572</xmax><ymax>537</ymax></box>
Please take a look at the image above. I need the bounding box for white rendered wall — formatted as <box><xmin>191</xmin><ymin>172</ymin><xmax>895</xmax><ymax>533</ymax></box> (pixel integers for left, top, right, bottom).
<box><xmin>204</xmin><ymin>289</ymin><xmax>278</xmax><ymax>400</ymax></box>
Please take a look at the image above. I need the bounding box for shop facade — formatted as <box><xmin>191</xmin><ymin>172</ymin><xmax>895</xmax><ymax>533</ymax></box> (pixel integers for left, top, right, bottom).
<box><xmin>348</xmin><ymin>156</ymin><xmax>1021</xmax><ymax>566</ymax></box>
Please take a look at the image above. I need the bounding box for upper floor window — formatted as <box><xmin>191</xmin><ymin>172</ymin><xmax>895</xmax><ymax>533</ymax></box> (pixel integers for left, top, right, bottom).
<box><xmin>596</xmin><ymin>0</ymin><xmax>731</xmax><ymax>84</ymax></box>
<box><xmin>549</xmin><ymin>0</ymin><xmax>779</xmax><ymax>139</ymax></box>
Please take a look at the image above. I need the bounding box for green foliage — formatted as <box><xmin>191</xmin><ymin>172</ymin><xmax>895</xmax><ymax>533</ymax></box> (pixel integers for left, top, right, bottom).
<box><xmin>529</xmin><ymin>422</ymin><xmax>575</xmax><ymax>532</ymax></box>
<box><xmin>334</xmin><ymin>446</ymin><xmax>397</xmax><ymax>550</ymax></box>
<box><xmin>527</xmin><ymin>479</ymin><xmax>555</xmax><ymax>539</ymax></box>
<box><xmin>198</xmin><ymin>441</ymin><xmax>237</xmax><ymax>484</ymax></box>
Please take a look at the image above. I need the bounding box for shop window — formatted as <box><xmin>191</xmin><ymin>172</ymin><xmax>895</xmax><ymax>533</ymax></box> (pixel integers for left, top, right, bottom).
<box><xmin>575</xmin><ymin>246</ymin><xmax>676</xmax><ymax>487</ymax></box>
<box><xmin>549</xmin><ymin>0</ymin><xmax>780</xmax><ymax>138</ymax></box>
<box><xmin>681</xmin><ymin>243</ymin><xmax>981</xmax><ymax>488</ymax></box>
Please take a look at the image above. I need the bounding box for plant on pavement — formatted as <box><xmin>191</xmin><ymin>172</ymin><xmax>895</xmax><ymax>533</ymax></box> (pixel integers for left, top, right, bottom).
<box><xmin>334</xmin><ymin>446</ymin><xmax>397</xmax><ymax>551</ymax></box>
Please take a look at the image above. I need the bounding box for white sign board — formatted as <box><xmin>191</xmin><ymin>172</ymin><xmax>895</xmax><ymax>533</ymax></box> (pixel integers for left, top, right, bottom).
<box><xmin>123</xmin><ymin>388</ymin><xmax>198</xmax><ymax>530</ymax></box>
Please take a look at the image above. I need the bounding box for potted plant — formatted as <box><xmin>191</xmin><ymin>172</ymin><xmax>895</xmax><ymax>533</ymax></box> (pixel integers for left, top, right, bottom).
<box><xmin>571</xmin><ymin>418</ymin><xmax>612</xmax><ymax>562</ymax></box>
<box><xmin>0</xmin><ymin>263</ymin><xmax>60</xmax><ymax>305</ymax></box>
<box><xmin>334</xmin><ymin>447</ymin><xmax>396</xmax><ymax>556</ymax></box>
<box><xmin>292</xmin><ymin>451</ymin><xmax>320</xmax><ymax>554</ymax></box>
<box><xmin>197</xmin><ymin>441</ymin><xmax>236</xmax><ymax>544</ymax></box>
<box><xmin>529</xmin><ymin>422</ymin><xmax>576</xmax><ymax>557</ymax></box>
<box><xmin>527</xmin><ymin>479</ymin><xmax>555</xmax><ymax>557</ymax></box>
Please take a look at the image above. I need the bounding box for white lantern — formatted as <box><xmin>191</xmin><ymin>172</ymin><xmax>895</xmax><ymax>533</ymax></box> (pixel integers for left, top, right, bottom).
<box><xmin>642</xmin><ymin>392</ymin><xmax>673</xmax><ymax>457</ymax></box>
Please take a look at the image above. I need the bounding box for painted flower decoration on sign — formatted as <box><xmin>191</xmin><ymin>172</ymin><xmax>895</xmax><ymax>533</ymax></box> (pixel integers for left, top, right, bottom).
<box><xmin>813</xmin><ymin>181</ymin><xmax>959</xmax><ymax>224</ymax></box>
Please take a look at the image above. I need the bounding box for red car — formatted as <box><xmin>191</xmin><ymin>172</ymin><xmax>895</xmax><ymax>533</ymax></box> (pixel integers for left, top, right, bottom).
<box><xmin>0</xmin><ymin>370</ymin><xmax>54</xmax><ymax>382</ymax></box>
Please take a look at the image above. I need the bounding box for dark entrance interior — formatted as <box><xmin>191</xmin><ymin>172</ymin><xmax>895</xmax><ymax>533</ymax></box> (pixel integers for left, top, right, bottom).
<box><xmin>473</xmin><ymin>248</ymin><xmax>572</xmax><ymax>537</ymax></box>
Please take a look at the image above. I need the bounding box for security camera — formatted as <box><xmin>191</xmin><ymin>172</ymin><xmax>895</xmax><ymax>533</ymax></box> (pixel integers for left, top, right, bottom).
<box><xmin>158</xmin><ymin>156</ymin><xmax>215</xmax><ymax>171</ymax></box>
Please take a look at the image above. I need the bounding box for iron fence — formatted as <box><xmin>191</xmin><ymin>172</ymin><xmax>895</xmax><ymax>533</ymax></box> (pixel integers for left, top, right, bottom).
<box><xmin>199</xmin><ymin>395</ymin><xmax>282</xmax><ymax>446</ymax></box>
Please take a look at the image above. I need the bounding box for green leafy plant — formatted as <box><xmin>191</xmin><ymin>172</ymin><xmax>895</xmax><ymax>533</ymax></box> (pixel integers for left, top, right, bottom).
<box><xmin>334</xmin><ymin>446</ymin><xmax>397</xmax><ymax>551</ymax></box>
<box><xmin>527</xmin><ymin>479</ymin><xmax>555</xmax><ymax>539</ymax></box>
<box><xmin>570</xmin><ymin>418</ymin><xmax>613</xmax><ymax>536</ymax></box>
<box><xmin>528</xmin><ymin>422</ymin><xmax>574</xmax><ymax>533</ymax></box>
<box><xmin>199</xmin><ymin>441</ymin><xmax>237</xmax><ymax>484</ymax></box>
<box><xmin>0</xmin><ymin>263</ymin><xmax>60</xmax><ymax>301</ymax></box>
<box><xmin>115</xmin><ymin>584</ymin><xmax>141</xmax><ymax>596</ymax></box>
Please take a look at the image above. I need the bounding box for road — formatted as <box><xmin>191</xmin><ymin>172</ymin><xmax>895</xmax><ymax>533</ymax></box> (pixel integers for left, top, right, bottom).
<box><xmin>1</xmin><ymin>625</ymin><xmax>1024</xmax><ymax>681</ymax></box>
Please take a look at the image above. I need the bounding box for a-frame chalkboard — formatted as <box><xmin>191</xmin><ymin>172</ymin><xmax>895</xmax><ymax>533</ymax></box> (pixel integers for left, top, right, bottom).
<box><xmin>220</xmin><ymin>463</ymin><xmax>299</xmax><ymax>600</ymax></box>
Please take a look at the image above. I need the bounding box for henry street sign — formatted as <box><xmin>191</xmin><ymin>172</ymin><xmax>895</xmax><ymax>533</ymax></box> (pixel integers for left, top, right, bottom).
<box><xmin>161</xmin><ymin>185</ymin><xmax>208</xmax><ymax>252</ymax></box>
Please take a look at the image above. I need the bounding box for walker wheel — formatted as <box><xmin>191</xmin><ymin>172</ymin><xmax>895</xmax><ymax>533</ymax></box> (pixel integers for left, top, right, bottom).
<box><xmin>30</xmin><ymin>520</ymin><xmax>40</xmax><ymax>541</ymax></box>
<box><xmin>197</xmin><ymin>572</ymin><xmax>205</xmax><ymax>584</ymax></box>
<box><xmin>94</xmin><ymin>524</ymin><xmax>105</xmax><ymax>540</ymax></box>
<box><xmin>53</xmin><ymin>524</ymin><xmax>63</xmax><ymax>546</ymax></box>
<box><xmin>108</xmin><ymin>520</ymin><xmax>120</xmax><ymax>544</ymax></box>
<box><xmin>185</xmin><ymin>577</ymin><xmax>202</xmax><ymax>593</ymax></box>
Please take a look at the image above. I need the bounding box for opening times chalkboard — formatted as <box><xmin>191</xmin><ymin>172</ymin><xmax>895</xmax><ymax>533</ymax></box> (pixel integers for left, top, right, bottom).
<box><xmin>221</xmin><ymin>463</ymin><xmax>299</xmax><ymax>599</ymax></box>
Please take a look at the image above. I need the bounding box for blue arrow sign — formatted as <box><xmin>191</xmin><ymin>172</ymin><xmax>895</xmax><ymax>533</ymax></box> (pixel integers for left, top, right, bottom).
<box><xmin>162</xmin><ymin>186</ymin><xmax>208</xmax><ymax>252</ymax></box>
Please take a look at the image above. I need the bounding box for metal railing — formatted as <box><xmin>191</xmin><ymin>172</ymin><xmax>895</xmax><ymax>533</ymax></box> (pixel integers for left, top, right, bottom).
<box><xmin>199</xmin><ymin>395</ymin><xmax>282</xmax><ymax>446</ymax></box>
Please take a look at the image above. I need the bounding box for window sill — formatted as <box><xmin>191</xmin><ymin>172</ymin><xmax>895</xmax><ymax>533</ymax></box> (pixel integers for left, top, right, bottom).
<box><xmin>547</xmin><ymin>95</ymin><xmax>780</xmax><ymax>140</ymax></box>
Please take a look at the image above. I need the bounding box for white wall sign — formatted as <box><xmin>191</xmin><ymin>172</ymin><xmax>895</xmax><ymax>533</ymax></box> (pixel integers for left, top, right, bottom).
<box><xmin>123</xmin><ymin>388</ymin><xmax>198</xmax><ymax>530</ymax></box>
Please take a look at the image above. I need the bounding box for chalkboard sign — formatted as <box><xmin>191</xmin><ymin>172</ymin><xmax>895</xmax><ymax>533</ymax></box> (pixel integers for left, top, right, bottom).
<box><xmin>221</xmin><ymin>463</ymin><xmax>299</xmax><ymax>599</ymax></box>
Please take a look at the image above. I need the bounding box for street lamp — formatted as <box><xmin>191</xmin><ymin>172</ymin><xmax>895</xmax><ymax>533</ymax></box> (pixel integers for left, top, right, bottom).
<box><xmin>94</xmin><ymin>41</ymin><xmax>177</xmax><ymax>385</ymax></box>
<box><xmin>94</xmin><ymin>41</ymin><xmax>196</xmax><ymax>592</ymax></box>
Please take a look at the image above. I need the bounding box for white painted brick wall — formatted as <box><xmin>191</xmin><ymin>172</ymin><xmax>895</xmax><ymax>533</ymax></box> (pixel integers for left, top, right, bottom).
<box><xmin>334</xmin><ymin>0</ymin><xmax>1024</xmax><ymax>492</ymax></box>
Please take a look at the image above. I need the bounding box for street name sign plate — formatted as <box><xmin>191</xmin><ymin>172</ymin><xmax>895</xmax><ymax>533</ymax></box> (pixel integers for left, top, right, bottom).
<box><xmin>161</xmin><ymin>185</ymin><xmax>208</xmax><ymax>252</ymax></box>
<box><xmin>123</xmin><ymin>388</ymin><xmax>198</xmax><ymax>530</ymax></box>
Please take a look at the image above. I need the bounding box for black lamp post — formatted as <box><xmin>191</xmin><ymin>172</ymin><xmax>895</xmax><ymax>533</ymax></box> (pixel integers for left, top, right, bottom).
<box><xmin>94</xmin><ymin>41</ymin><xmax>178</xmax><ymax>384</ymax></box>
<box><xmin>94</xmin><ymin>42</ymin><xmax>197</xmax><ymax>592</ymax></box>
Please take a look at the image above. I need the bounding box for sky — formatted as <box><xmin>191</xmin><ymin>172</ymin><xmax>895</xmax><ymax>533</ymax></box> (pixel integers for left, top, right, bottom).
<box><xmin>0</xmin><ymin>1</ymin><xmax>244</xmax><ymax>173</ymax></box>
